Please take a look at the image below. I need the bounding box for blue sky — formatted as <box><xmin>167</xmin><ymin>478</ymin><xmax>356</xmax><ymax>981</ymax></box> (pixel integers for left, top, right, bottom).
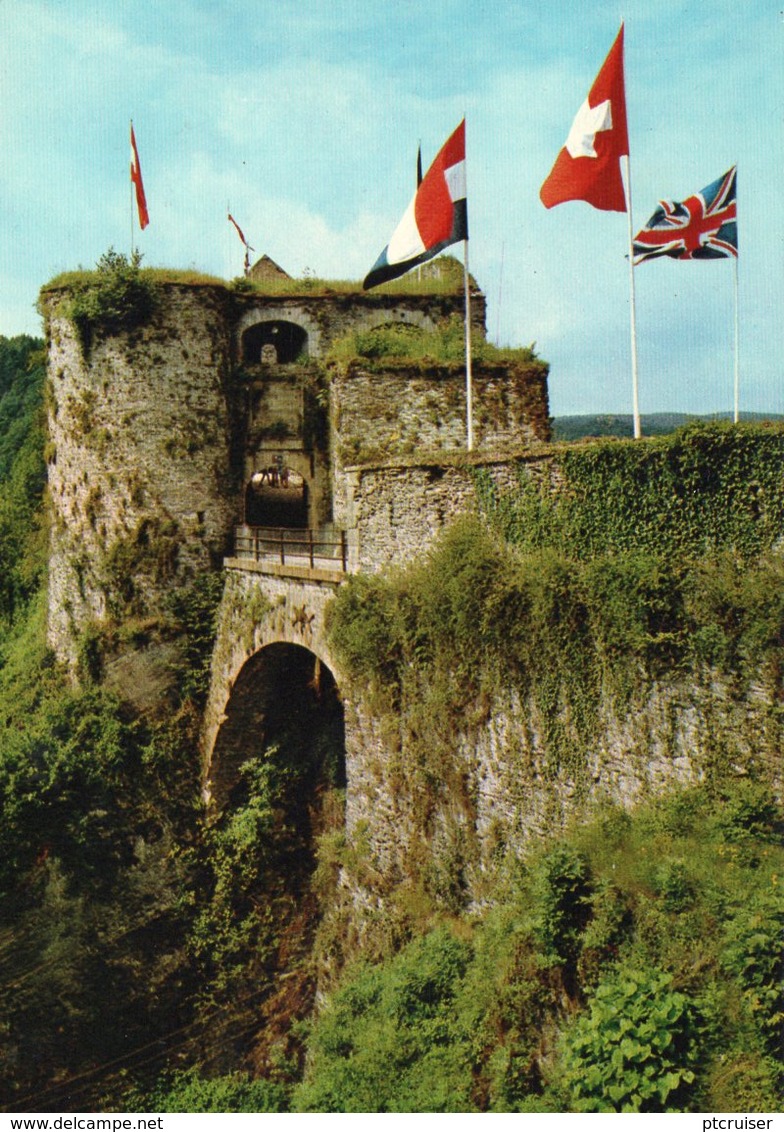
<box><xmin>0</xmin><ymin>0</ymin><xmax>781</xmax><ymax>417</ymax></box>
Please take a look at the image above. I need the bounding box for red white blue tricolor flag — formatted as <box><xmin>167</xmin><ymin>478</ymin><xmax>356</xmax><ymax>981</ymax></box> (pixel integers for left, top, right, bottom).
<box><xmin>633</xmin><ymin>167</ymin><xmax>738</xmax><ymax>263</ymax></box>
<box><xmin>363</xmin><ymin>119</ymin><xmax>467</xmax><ymax>290</ymax></box>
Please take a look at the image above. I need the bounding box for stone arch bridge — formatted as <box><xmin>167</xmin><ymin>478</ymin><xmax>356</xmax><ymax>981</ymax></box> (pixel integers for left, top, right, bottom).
<box><xmin>201</xmin><ymin>551</ymin><xmax>351</xmax><ymax>814</ymax></box>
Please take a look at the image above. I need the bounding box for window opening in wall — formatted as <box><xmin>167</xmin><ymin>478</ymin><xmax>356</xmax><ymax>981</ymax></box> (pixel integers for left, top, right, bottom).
<box><xmin>242</xmin><ymin>320</ymin><xmax>308</xmax><ymax>365</ymax></box>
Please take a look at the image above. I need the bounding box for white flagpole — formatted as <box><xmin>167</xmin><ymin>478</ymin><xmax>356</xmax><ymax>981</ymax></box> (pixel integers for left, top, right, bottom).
<box><xmin>130</xmin><ymin>120</ymin><xmax>135</xmax><ymax>260</ymax></box>
<box><xmin>733</xmin><ymin>253</ymin><xmax>740</xmax><ymax>424</ymax></box>
<box><xmin>623</xmin><ymin>153</ymin><xmax>641</xmax><ymax>439</ymax></box>
<box><xmin>464</xmin><ymin>240</ymin><xmax>474</xmax><ymax>451</ymax></box>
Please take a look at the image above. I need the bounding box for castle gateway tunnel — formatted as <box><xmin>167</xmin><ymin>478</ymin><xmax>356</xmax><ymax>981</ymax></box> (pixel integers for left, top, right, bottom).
<box><xmin>207</xmin><ymin>642</ymin><xmax>346</xmax><ymax>888</ymax></box>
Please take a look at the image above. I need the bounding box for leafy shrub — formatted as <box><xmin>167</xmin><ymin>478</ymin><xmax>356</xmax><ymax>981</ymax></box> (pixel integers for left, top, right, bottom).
<box><xmin>712</xmin><ymin>781</ymin><xmax>782</xmax><ymax>847</ymax></box>
<box><xmin>721</xmin><ymin>891</ymin><xmax>784</xmax><ymax>1053</ymax></box>
<box><xmin>652</xmin><ymin>859</ymin><xmax>695</xmax><ymax>914</ymax></box>
<box><xmin>559</xmin><ymin>966</ymin><xmax>699</xmax><ymax>1111</ymax></box>
<box><xmin>63</xmin><ymin>248</ymin><xmax>159</xmax><ymax>354</ymax></box>
<box><xmin>140</xmin><ymin>1069</ymin><xmax>288</xmax><ymax>1113</ymax></box>
<box><xmin>294</xmin><ymin>929</ymin><xmax>475</xmax><ymax>1112</ymax></box>
<box><xmin>578</xmin><ymin>879</ymin><xmax>633</xmax><ymax>988</ymax></box>
<box><xmin>529</xmin><ymin>844</ymin><xmax>593</xmax><ymax>971</ymax></box>
<box><xmin>164</xmin><ymin>572</ymin><xmax>225</xmax><ymax>705</ymax></box>
<box><xmin>703</xmin><ymin>1052</ymin><xmax>782</xmax><ymax>1113</ymax></box>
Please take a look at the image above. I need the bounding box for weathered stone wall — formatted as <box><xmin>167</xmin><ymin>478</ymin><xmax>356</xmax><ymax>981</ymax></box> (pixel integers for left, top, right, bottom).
<box><xmin>44</xmin><ymin>284</ymin><xmax>237</xmax><ymax>665</ymax></box>
<box><xmin>203</xmin><ymin>560</ymin><xmax>783</xmax><ymax>918</ymax></box>
<box><xmin>201</xmin><ymin>564</ymin><xmax>344</xmax><ymax>806</ymax></box>
<box><xmin>233</xmin><ymin>288</ymin><xmax>486</xmax><ymax>361</ymax></box>
<box><xmin>331</xmin><ymin>670</ymin><xmax>783</xmax><ymax>912</ymax></box>
<box><xmin>335</xmin><ymin>455</ymin><xmax>558</xmax><ymax>572</ymax></box>
<box><xmin>330</xmin><ymin>357</ymin><xmax>550</xmax><ymax>466</ymax></box>
<box><xmin>42</xmin><ymin>276</ymin><xmax>511</xmax><ymax>661</ymax></box>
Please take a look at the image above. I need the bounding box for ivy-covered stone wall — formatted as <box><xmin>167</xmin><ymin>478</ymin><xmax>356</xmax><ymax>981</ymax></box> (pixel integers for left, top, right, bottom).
<box><xmin>325</xmin><ymin>426</ymin><xmax>784</xmax><ymax>913</ymax></box>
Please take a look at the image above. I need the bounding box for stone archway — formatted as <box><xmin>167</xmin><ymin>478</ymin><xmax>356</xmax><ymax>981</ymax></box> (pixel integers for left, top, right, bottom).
<box><xmin>201</xmin><ymin>640</ymin><xmax>347</xmax><ymax>1072</ymax></box>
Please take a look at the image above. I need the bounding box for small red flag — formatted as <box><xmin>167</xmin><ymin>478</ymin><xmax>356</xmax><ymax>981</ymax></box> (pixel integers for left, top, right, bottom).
<box><xmin>130</xmin><ymin>124</ymin><xmax>149</xmax><ymax>230</ymax></box>
<box><xmin>540</xmin><ymin>25</ymin><xmax>628</xmax><ymax>212</ymax></box>
<box><xmin>228</xmin><ymin>213</ymin><xmax>254</xmax><ymax>273</ymax></box>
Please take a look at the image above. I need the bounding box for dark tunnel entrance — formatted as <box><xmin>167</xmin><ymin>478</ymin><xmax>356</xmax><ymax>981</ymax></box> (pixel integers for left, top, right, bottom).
<box><xmin>245</xmin><ymin>476</ymin><xmax>309</xmax><ymax>527</ymax></box>
<box><xmin>210</xmin><ymin>642</ymin><xmax>345</xmax><ymax>827</ymax></box>
<box><xmin>204</xmin><ymin>643</ymin><xmax>346</xmax><ymax>1071</ymax></box>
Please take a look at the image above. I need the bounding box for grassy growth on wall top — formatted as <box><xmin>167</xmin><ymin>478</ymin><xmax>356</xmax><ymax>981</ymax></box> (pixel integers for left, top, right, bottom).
<box><xmin>42</xmin><ymin>248</ymin><xmax>161</xmax><ymax>354</ymax></box>
<box><xmin>327</xmin><ymin>314</ymin><xmax>540</xmax><ymax>368</ymax></box>
<box><xmin>43</xmin><ymin>252</ymin><xmax>471</xmax><ymax>301</ymax></box>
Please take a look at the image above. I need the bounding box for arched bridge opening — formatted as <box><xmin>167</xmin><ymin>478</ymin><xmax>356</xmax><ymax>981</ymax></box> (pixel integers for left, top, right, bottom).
<box><xmin>242</xmin><ymin>319</ymin><xmax>308</xmax><ymax>365</ymax></box>
<box><xmin>202</xmin><ymin>641</ymin><xmax>345</xmax><ymax>1070</ymax></box>
<box><xmin>208</xmin><ymin>641</ymin><xmax>346</xmax><ymax>857</ymax></box>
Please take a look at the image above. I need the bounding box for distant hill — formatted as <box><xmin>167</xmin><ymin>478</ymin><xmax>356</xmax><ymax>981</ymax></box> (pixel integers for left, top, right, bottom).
<box><xmin>552</xmin><ymin>411</ymin><xmax>784</xmax><ymax>441</ymax></box>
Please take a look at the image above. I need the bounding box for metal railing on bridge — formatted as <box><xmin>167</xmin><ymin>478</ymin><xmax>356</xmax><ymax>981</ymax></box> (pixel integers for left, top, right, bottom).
<box><xmin>233</xmin><ymin>525</ymin><xmax>348</xmax><ymax>573</ymax></box>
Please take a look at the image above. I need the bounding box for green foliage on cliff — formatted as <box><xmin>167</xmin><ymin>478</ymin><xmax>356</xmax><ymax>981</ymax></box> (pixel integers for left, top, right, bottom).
<box><xmin>44</xmin><ymin>249</ymin><xmax>160</xmax><ymax>354</ymax></box>
<box><xmin>131</xmin><ymin>1069</ymin><xmax>288</xmax><ymax>1112</ymax></box>
<box><xmin>0</xmin><ymin>336</ymin><xmax>46</xmax><ymax>625</ymax></box>
<box><xmin>0</xmin><ymin>324</ymin><xmax>781</xmax><ymax>1115</ymax></box>
<box><xmin>327</xmin><ymin>512</ymin><xmax>784</xmax><ymax>793</ymax></box>
<box><xmin>295</xmin><ymin>784</ymin><xmax>783</xmax><ymax>1112</ymax></box>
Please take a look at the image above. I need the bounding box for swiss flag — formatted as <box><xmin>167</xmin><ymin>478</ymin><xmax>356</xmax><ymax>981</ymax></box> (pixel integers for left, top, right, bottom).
<box><xmin>540</xmin><ymin>25</ymin><xmax>628</xmax><ymax>212</ymax></box>
<box><xmin>130</xmin><ymin>124</ymin><xmax>149</xmax><ymax>230</ymax></box>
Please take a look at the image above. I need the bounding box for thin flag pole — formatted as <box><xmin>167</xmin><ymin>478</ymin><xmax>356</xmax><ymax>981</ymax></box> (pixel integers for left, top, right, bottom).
<box><xmin>623</xmin><ymin>153</ymin><xmax>642</xmax><ymax>439</ymax></box>
<box><xmin>130</xmin><ymin>120</ymin><xmax>134</xmax><ymax>259</ymax></box>
<box><xmin>462</xmin><ymin>116</ymin><xmax>473</xmax><ymax>451</ymax></box>
<box><xmin>496</xmin><ymin>241</ymin><xmax>505</xmax><ymax>345</ymax></box>
<box><xmin>464</xmin><ymin>239</ymin><xmax>474</xmax><ymax>451</ymax></box>
<box><xmin>416</xmin><ymin>143</ymin><xmax>423</xmax><ymax>284</ymax></box>
<box><xmin>733</xmin><ymin>252</ymin><xmax>740</xmax><ymax>424</ymax></box>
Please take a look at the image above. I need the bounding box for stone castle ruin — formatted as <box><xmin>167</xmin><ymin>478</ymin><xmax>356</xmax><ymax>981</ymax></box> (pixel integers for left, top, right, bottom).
<box><xmin>38</xmin><ymin>258</ymin><xmax>565</xmax><ymax>895</ymax></box>
<box><xmin>38</xmin><ymin>257</ymin><xmax>780</xmax><ymax>907</ymax></box>
<box><xmin>41</xmin><ymin>259</ymin><xmax>550</xmax><ymax>671</ymax></box>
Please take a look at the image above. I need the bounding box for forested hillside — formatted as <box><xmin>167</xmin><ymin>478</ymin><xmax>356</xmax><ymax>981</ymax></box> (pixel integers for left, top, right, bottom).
<box><xmin>552</xmin><ymin>411</ymin><xmax>784</xmax><ymax>441</ymax></box>
<box><xmin>0</xmin><ymin>336</ymin><xmax>781</xmax><ymax>1113</ymax></box>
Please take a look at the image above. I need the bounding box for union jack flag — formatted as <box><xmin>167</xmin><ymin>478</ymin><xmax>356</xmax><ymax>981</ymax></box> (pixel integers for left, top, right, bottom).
<box><xmin>633</xmin><ymin>166</ymin><xmax>737</xmax><ymax>263</ymax></box>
